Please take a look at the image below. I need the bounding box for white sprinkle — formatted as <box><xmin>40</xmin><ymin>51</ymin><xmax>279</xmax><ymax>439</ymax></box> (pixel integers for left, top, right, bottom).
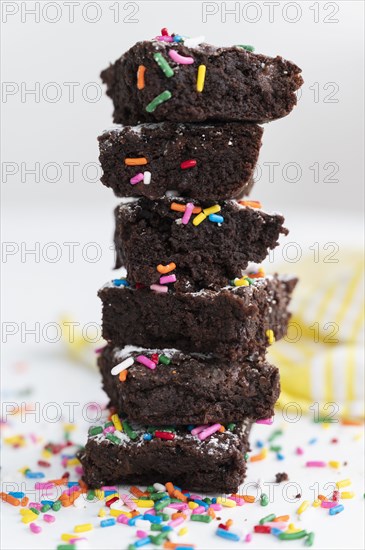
<box><xmin>143</xmin><ymin>171</ymin><xmax>151</xmax><ymax>185</ymax></box>
<box><xmin>111</xmin><ymin>356</ymin><xmax>134</xmax><ymax>375</ymax></box>
<box><xmin>184</xmin><ymin>36</ymin><xmax>205</xmax><ymax>48</ymax></box>
<box><xmin>153</xmin><ymin>482</ymin><xmax>167</xmax><ymax>492</ymax></box>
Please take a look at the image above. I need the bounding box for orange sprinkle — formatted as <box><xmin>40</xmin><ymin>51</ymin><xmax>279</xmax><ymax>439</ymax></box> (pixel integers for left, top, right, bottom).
<box><xmin>250</xmin><ymin>448</ymin><xmax>267</xmax><ymax>462</ymax></box>
<box><xmin>218</xmin><ymin>426</ymin><xmax>226</xmax><ymax>433</ymax></box>
<box><xmin>318</xmin><ymin>494</ymin><xmax>326</xmax><ymax>501</ymax></box>
<box><xmin>124</xmin><ymin>157</ymin><xmax>148</xmax><ymax>166</ymax></box>
<box><xmin>207</xmin><ymin>507</ymin><xmax>216</xmax><ymax>519</ymax></box>
<box><xmin>274</xmin><ymin>515</ymin><xmax>290</xmax><ymax>522</ymax></box>
<box><xmin>119</xmin><ymin>370</ymin><xmax>128</xmax><ymax>382</ymax></box>
<box><xmin>131</xmin><ymin>509</ymin><xmax>140</xmax><ymax>517</ymax></box>
<box><xmin>78</xmin><ymin>479</ymin><xmax>88</xmax><ymax>492</ymax></box>
<box><xmin>137</xmin><ymin>65</ymin><xmax>146</xmax><ymax>90</ymax></box>
<box><xmin>20</xmin><ymin>496</ymin><xmax>29</xmax><ymax>507</ymax></box>
<box><xmin>341</xmin><ymin>418</ymin><xmax>363</xmax><ymax>426</ymax></box>
<box><xmin>170</xmin><ymin>202</ymin><xmax>202</xmax><ymax>214</ymax></box>
<box><xmin>130</xmin><ymin>486</ymin><xmax>148</xmax><ymax>498</ymax></box>
<box><xmin>171</xmin><ymin>512</ymin><xmax>187</xmax><ymax>520</ymax></box>
<box><xmin>243</xmin><ymin>495</ymin><xmax>255</xmax><ymax>503</ymax></box>
<box><xmin>49</xmin><ymin>478</ymin><xmax>68</xmax><ymax>486</ymax></box>
<box><xmin>172</xmin><ymin>489</ymin><xmax>188</xmax><ymax>502</ymax></box>
<box><xmin>226</xmin><ymin>519</ymin><xmax>233</xmax><ymax>527</ymax></box>
<box><xmin>238</xmin><ymin>200</ymin><xmax>262</xmax><ymax>209</ymax></box>
<box><xmin>0</xmin><ymin>493</ymin><xmax>20</xmax><ymax>506</ymax></box>
<box><xmin>157</xmin><ymin>263</ymin><xmax>176</xmax><ymax>274</ymax></box>
<box><xmin>165</xmin><ymin>482</ymin><xmax>175</xmax><ymax>496</ymax></box>
<box><xmin>248</xmin><ymin>269</ymin><xmax>265</xmax><ymax>279</ymax></box>
<box><xmin>163</xmin><ymin>544</ymin><xmax>195</xmax><ymax>549</ymax></box>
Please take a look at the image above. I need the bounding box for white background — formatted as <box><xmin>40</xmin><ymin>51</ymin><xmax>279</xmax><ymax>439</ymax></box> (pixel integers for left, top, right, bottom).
<box><xmin>1</xmin><ymin>1</ymin><xmax>364</xmax><ymax>549</ymax></box>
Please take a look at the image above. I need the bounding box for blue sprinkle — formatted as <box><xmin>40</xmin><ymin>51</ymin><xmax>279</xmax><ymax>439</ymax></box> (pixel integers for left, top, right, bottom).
<box><xmin>104</xmin><ymin>490</ymin><xmax>116</xmax><ymax>496</ymax></box>
<box><xmin>143</xmin><ymin>513</ymin><xmax>162</xmax><ymax>524</ymax></box>
<box><xmin>216</xmin><ymin>528</ymin><xmax>240</xmax><ymax>541</ymax></box>
<box><xmin>256</xmin><ymin>440</ymin><xmax>264</xmax><ymax>448</ymax></box>
<box><xmin>67</xmin><ymin>481</ymin><xmax>79</xmax><ymax>487</ymax></box>
<box><xmin>112</xmin><ymin>278</ymin><xmax>130</xmax><ymax>287</ymax></box>
<box><xmin>193</xmin><ymin>499</ymin><xmax>208</xmax><ymax>509</ymax></box>
<box><xmin>308</xmin><ymin>438</ymin><xmax>317</xmax><ymax>445</ymax></box>
<box><xmin>277</xmin><ymin>452</ymin><xmax>285</xmax><ymax>460</ymax></box>
<box><xmin>9</xmin><ymin>492</ymin><xmax>25</xmax><ymax>498</ymax></box>
<box><xmin>173</xmin><ymin>35</ymin><xmax>183</xmax><ymax>42</ymax></box>
<box><xmin>208</xmin><ymin>214</ymin><xmax>224</xmax><ymax>223</ymax></box>
<box><xmin>161</xmin><ymin>526</ymin><xmax>173</xmax><ymax>532</ymax></box>
<box><xmin>143</xmin><ymin>433</ymin><xmax>153</xmax><ymax>441</ymax></box>
<box><xmin>211</xmin><ymin>497</ymin><xmax>217</xmax><ymax>504</ymax></box>
<box><xmin>134</xmin><ymin>538</ymin><xmax>151</xmax><ymax>548</ymax></box>
<box><xmin>271</xmin><ymin>527</ymin><xmax>283</xmax><ymax>537</ymax></box>
<box><xmin>100</xmin><ymin>518</ymin><xmax>116</xmax><ymax>527</ymax></box>
<box><xmin>329</xmin><ymin>504</ymin><xmax>344</xmax><ymax>515</ymax></box>
<box><xmin>128</xmin><ymin>514</ymin><xmax>143</xmax><ymax>526</ymax></box>
<box><xmin>25</xmin><ymin>471</ymin><xmax>45</xmax><ymax>479</ymax></box>
<box><xmin>187</xmin><ymin>425</ymin><xmax>195</xmax><ymax>431</ymax></box>
<box><xmin>41</xmin><ymin>500</ymin><xmax>54</xmax><ymax>506</ymax></box>
<box><xmin>173</xmin><ymin>485</ymin><xmax>182</xmax><ymax>491</ymax></box>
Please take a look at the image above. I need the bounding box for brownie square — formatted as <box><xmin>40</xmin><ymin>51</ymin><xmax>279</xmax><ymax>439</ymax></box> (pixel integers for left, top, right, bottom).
<box><xmin>113</xmin><ymin>198</ymin><xmax>288</xmax><ymax>292</ymax></box>
<box><xmin>99</xmin><ymin>122</ymin><xmax>262</xmax><ymax>201</ymax></box>
<box><xmin>98</xmin><ymin>344</ymin><xmax>280</xmax><ymax>425</ymax></box>
<box><xmin>98</xmin><ymin>274</ymin><xmax>297</xmax><ymax>360</ymax></box>
<box><xmin>101</xmin><ymin>40</ymin><xmax>303</xmax><ymax>125</ymax></box>
<box><xmin>78</xmin><ymin>414</ymin><xmax>252</xmax><ymax>493</ymax></box>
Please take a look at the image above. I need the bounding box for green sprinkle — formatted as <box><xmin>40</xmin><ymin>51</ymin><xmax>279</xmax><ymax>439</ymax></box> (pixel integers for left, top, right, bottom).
<box><xmin>279</xmin><ymin>530</ymin><xmax>307</xmax><ymax>540</ymax></box>
<box><xmin>122</xmin><ymin>420</ymin><xmax>138</xmax><ymax>440</ymax></box>
<box><xmin>149</xmin><ymin>532</ymin><xmax>169</xmax><ymax>545</ymax></box>
<box><xmin>260</xmin><ymin>493</ymin><xmax>269</xmax><ymax>507</ymax></box>
<box><xmin>245</xmin><ymin>277</ymin><xmax>255</xmax><ymax>284</ymax></box>
<box><xmin>159</xmin><ymin>354</ymin><xmax>171</xmax><ymax>365</ymax></box>
<box><xmin>106</xmin><ymin>433</ymin><xmax>121</xmax><ymax>445</ymax></box>
<box><xmin>236</xmin><ymin>44</ymin><xmax>255</xmax><ymax>52</ymax></box>
<box><xmin>191</xmin><ymin>514</ymin><xmax>212</xmax><ymax>523</ymax></box>
<box><xmin>268</xmin><ymin>429</ymin><xmax>283</xmax><ymax>442</ymax></box>
<box><xmin>57</xmin><ymin>545</ymin><xmax>76</xmax><ymax>550</ymax></box>
<box><xmin>155</xmin><ymin>497</ymin><xmax>171</xmax><ymax>511</ymax></box>
<box><xmin>86</xmin><ymin>490</ymin><xmax>95</xmax><ymax>501</ymax></box>
<box><xmin>104</xmin><ymin>421</ymin><xmax>113</xmax><ymax>428</ymax></box>
<box><xmin>270</xmin><ymin>445</ymin><xmax>282</xmax><ymax>452</ymax></box>
<box><xmin>29</xmin><ymin>507</ymin><xmax>40</xmax><ymax>515</ymax></box>
<box><xmin>127</xmin><ymin>546</ymin><xmax>136</xmax><ymax>550</ymax></box>
<box><xmin>305</xmin><ymin>532</ymin><xmax>315</xmax><ymax>547</ymax></box>
<box><xmin>203</xmin><ymin>497</ymin><xmax>212</xmax><ymax>504</ymax></box>
<box><xmin>147</xmin><ymin>485</ymin><xmax>155</xmax><ymax>493</ymax></box>
<box><xmin>149</xmin><ymin>492</ymin><xmax>166</xmax><ymax>501</ymax></box>
<box><xmin>41</xmin><ymin>504</ymin><xmax>51</xmax><ymax>513</ymax></box>
<box><xmin>52</xmin><ymin>500</ymin><xmax>62</xmax><ymax>511</ymax></box>
<box><xmin>146</xmin><ymin>91</ymin><xmax>172</xmax><ymax>113</ymax></box>
<box><xmin>259</xmin><ymin>513</ymin><xmax>276</xmax><ymax>524</ymax></box>
<box><xmin>244</xmin><ymin>452</ymin><xmax>249</xmax><ymax>461</ymax></box>
<box><xmin>88</xmin><ymin>426</ymin><xmax>103</xmax><ymax>436</ymax></box>
<box><xmin>156</xmin><ymin>512</ymin><xmax>169</xmax><ymax>521</ymax></box>
<box><xmin>227</xmin><ymin>423</ymin><xmax>236</xmax><ymax>431</ymax></box>
<box><xmin>150</xmin><ymin>524</ymin><xmax>163</xmax><ymax>531</ymax></box>
<box><xmin>153</xmin><ymin>53</ymin><xmax>174</xmax><ymax>78</ymax></box>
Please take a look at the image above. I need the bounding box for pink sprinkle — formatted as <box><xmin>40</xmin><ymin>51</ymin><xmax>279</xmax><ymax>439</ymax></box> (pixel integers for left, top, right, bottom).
<box><xmin>136</xmin><ymin>530</ymin><xmax>148</xmax><ymax>538</ymax></box>
<box><xmin>181</xmin><ymin>202</ymin><xmax>194</xmax><ymax>225</ymax></box>
<box><xmin>95</xmin><ymin>345</ymin><xmax>107</xmax><ymax>354</ymax></box>
<box><xmin>168</xmin><ymin>49</ymin><xmax>195</xmax><ymax>65</ymax></box>
<box><xmin>192</xmin><ymin>506</ymin><xmax>205</xmax><ymax>514</ymax></box>
<box><xmin>332</xmin><ymin>490</ymin><xmax>340</xmax><ymax>501</ymax></box>
<box><xmin>35</xmin><ymin>482</ymin><xmax>54</xmax><ymax>490</ymax></box>
<box><xmin>209</xmin><ymin>503</ymin><xmax>222</xmax><ymax>511</ymax></box>
<box><xmin>198</xmin><ymin>423</ymin><xmax>222</xmax><ymax>441</ymax></box>
<box><xmin>102</xmin><ymin>486</ymin><xmax>118</xmax><ymax>491</ymax></box>
<box><xmin>245</xmin><ymin>533</ymin><xmax>252</xmax><ymax>542</ymax></box>
<box><xmin>75</xmin><ymin>466</ymin><xmax>83</xmax><ymax>475</ymax></box>
<box><xmin>160</xmin><ymin>274</ymin><xmax>177</xmax><ymax>285</ymax></box>
<box><xmin>321</xmin><ymin>500</ymin><xmax>338</xmax><ymax>509</ymax></box>
<box><xmin>265</xmin><ymin>522</ymin><xmax>288</xmax><ymax>529</ymax></box>
<box><xmin>69</xmin><ymin>537</ymin><xmax>87</xmax><ymax>544</ymax></box>
<box><xmin>296</xmin><ymin>447</ymin><xmax>304</xmax><ymax>455</ymax></box>
<box><xmin>103</xmin><ymin>426</ymin><xmax>115</xmax><ymax>434</ymax></box>
<box><xmin>191</xmin><ymin>425</ymin><xmax>209</xmax><ymax>436</ymax></box>
<box><xmin>256</xmin><ymin>418</ymin><xmax>273</xmax><ymax>425</ymax></box>
<box><xmin>169</xmin><ymin>516</ymin><xmax>185</xmax><ymax>528</ymax></box>
<box><xmin>29</xmin><ymin>502</ymin><xmax>42</xmax><ymax>510</ymax></box>
<box><xmin>120</xmin><ymin>493</ymin><xmax>137</xmax><ymax>510</ymax></box>
<box><xmin>43</xmin><ymin>514</ymin><xmax>55</xmax><ymax>523</ymax></box>
<box><xmin>150</xmin><ymin>284</ymin><xmax>168</xmax><ymax>293</ymax></box>
<box><xmin>30</xmin><ymin>523</ymin><xmax>42</xmax><ymax>534</ymax></box>
<box><xmin>190</xmin><ymin>494</ymin><xmax>203</xmax><ymax>500</ymax></box>
<box><xmin>306</xmin><ymin>461</ymin><xmax>326</xmax><ymax>467</ymax></box>
<box><xmin>156</xmin><ymin>35</ymin><xmax>173</xmax><ymax>42</ymax></box>
<box><xmin>229</xmin><ymin>496</ymin><xmax>244</xmax><ymax>506</ymax></box>
<box><xmin>168</xmin><ymin>503</ymin><xmax>187</xmax><ymax>511</ymax></box>
<box><xmin>136</xmin><ymin>355</ymin><xmax>157</xmax><ymax>370</ymax></box>
<box><xmin>145</xmin><ymin>508</ymin><xmax>156</xmax><ymax>515</ymax></box>
<box><xmin>117</xmin><ymin>515</ymin><xmax>129</xmax><ymax>524</ymax></box>
<box><xmin>130</xmin><ymin>173</ymin><xmax>144</xmax><ymax>185</ymax></box>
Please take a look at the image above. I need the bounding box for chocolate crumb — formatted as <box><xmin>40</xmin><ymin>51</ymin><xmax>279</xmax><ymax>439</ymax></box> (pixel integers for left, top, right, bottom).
<box><xmin>275</xmin><ymin>472</ymin><xmax>289</xmax><ymax>483</ymax></box>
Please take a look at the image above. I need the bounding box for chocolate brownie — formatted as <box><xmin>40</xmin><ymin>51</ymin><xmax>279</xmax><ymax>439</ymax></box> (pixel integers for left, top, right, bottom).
<box><xmin>99</xmin><ymin>274</ymin><xmax>297</xmax><ymax>359</ymax></box>
<box><xmin>101</xmin><ymin>39</ymin><xmax>303</xmax><ymax>125</ymax></box>
<box><xmin>113</xmin><ymin>198</ymin><xmax>288</xmax><ymax>292</ymax></box>
<box><xmin>78</xmin><ymin>414</ymin><xmax>252</xmax><ymax>493</ymax></box>
<box><xmin>98</xmin><ymin>344</ymin><xmax>280</xmax><ymax>425</ymax></box>
<box><xmin>99</xmin><ymin>122</ymin><xmax>262</xmax><ymax>201</ymax></box>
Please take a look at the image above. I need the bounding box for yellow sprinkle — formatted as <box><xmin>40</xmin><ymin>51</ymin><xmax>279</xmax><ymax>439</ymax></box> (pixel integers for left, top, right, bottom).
<box><xmin>196</xmin><ymin>64</ymin><xmax>206</xmax><ymax>92</ymax></box>
<box><xmin>135</xmin><ymin>499</ymin><xmax>155</xmax><ymax>508</ymax></box>
<box><xmin>63</xmin><ymin>423</ymin><xmax>76</xmax><ymax>432</ymax></box>
<box><xmin>111</xmin><ymin>414</ymin><xmax>123</xmax><ymax>432</ymax></box>
<box><xmin>67</xmin><ymin>458</ymin><xmax>80</xmax><ymax>467</ymax></box>
<box><xmin>287</xmin><ymin>523</ymin><xmax>302</xmax><ymax>533</ymax></box>
<box><xmin>61</xmin><ymin>534</ymin><xmax>81</xmax><ymax>542</ymax></box>
<box><xmin>74</xmin><ymin>523</ymin><xmax>94</xmax><ymax>533</ymax></box>
<box><xmin>95</xmin><ymin>489</ymin><xmax>104</xmax><ymax>500</ymax></box>
<box><xmin>192</xmin><ymin>212</ymin><xmax>207</xmax><ymax>226</ymax></box>
<box><xmin>312</xmin><ymin>499</ymin><xmax>321</xmax><ymax>507</ymax></box>
<box><xmin>340</xmin><ymin>491</ymin><xmax>355</xmax><ymax>499</ymax></box>
<box><xmin>234</xmin><ymin>277</ymin><xmax>249</xmax><ymax>287</ymax></box>
<box><xmin>216</xmin><ymin>497</ymin><xmax>236</xmax><ymax>508</ymax></box>
<box><xmin>98</xmin><ymin>508</ymin><xmax>106</xmax><ymax>517</ymax></box>
<box><xmin>266</xmin><ymin>329</ymin><xmax>275</xmax><ymax>345</ymax></box>
<box><xmin>42</xmin><ymin>449</ymin><xmax>52</xmax><ymax>459</ymax></box>
<box><xmin>178</xmin><ymin>527</ymin><xmax>188</xmax><ymax>536</ymax></box>
<box><xmin>297</xmin><ymin>500</ymin><xmax>310</xmax><ymax>515</ymax></box>
<box><xmin>21</xmin><ymin>512</ymin><xmax>38</xmax><ymax>523</ymax></box>
<box><xmin>354</xmin><ymin>433</ymin><xmax>362</xmax><ymax>441</ymax></box>
<box><xmin>188</xmin><ymin>502</ymin><xmax>199</xmax><ymax>509</ymax></box>
<box><xmin>328</xmin><ymin>460</ymin><xmax>341</xmax><ymax>469</ymax></box>
<box><xmin>110</xmin><ymin>509</ymin><xmax>132</xmax><ymax>518</ymax></box>
<box><xmin>203</xmin><ymin>205</ymin><xmax>221</xmax><ymax>216</ymax></box>
<box><xmin>336</xmin><ymin>478</ymin><xmax>351</xmax><ymax>489</ymax></box>
<box><xmin>105</xmin><ymin>493</ymin><xmax>119</xmax><ymax>501</ymax></box>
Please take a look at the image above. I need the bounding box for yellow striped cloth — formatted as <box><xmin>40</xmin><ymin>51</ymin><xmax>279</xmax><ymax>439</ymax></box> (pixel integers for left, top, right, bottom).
<box><xmin>269</xmin><ymin>251</ymin><xmax>364</xmax><ymax>419</ymax></box>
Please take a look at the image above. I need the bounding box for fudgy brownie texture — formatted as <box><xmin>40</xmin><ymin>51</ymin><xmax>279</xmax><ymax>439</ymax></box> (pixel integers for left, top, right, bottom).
<box><xmin>98</xmin><ymin>344</ymin><xmax>280</xmax><ymax>425</ymax></box>
<box><xmin>101</xmin><ymin>40</ymin><xmax>303</xmax><ymax>125</ymax></box>
<box><xmin>114</xmin><ymin>198</ymin><xmax>288</xmax><ymax>292</ymax></box>
<box><xmin>78</xmin><ymin>415</ymin><xmax>251</xmax><ymax>493</ymax></box>
<box><xmin>99</xmin><ymin>274</ymin><xmax>297</xmax><ymax>360</ymax></box>
<box><xmin>99</xmin><ymin>122</ymin><xmax>262</xmax><ymax>201</ymax></box>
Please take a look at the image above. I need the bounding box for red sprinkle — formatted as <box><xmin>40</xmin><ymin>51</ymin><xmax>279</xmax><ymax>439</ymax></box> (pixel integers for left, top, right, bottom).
<box><xmin>151</xmin><ymin>353</ymin><xmax>159</xmax><ymax>364</ymax></box>
<box><xmin>161</xmin><ymin>28</ymin><xmax>169</xmax><ymax>36</ymax></box>
<box><xmin>106</xmin><ymin>496</ymin><xmax>119</xmax><ymax>507</ymax></box>
<box><xmin>155</xmin><ymin>431</ymin><xmax>175</xmax><ymax>440</ymax></box>
<box><xmin>37</xmin><ymin>460</ymin><xmax>51</xmax><ymax>467</ymax></box>
<box><xmin>254</xmin><ymin>525</ymin><xmax>271</xmax><ymax>534</ymax></box>
<box><xmin>180</xmin><ymin>160</ymin><xmax>197</xmax><ymax>170</ymax></box>
<box><xmin>218</xmin><ymin>523</ymin><xmax>228</xmax><ymax>530</ymax></box>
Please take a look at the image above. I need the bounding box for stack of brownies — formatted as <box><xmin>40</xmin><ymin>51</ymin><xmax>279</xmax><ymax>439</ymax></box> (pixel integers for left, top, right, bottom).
<box><xmin>79</xmin><ymin>31</ymin><xmax>303</xmax><ymax>494</ymax></box>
